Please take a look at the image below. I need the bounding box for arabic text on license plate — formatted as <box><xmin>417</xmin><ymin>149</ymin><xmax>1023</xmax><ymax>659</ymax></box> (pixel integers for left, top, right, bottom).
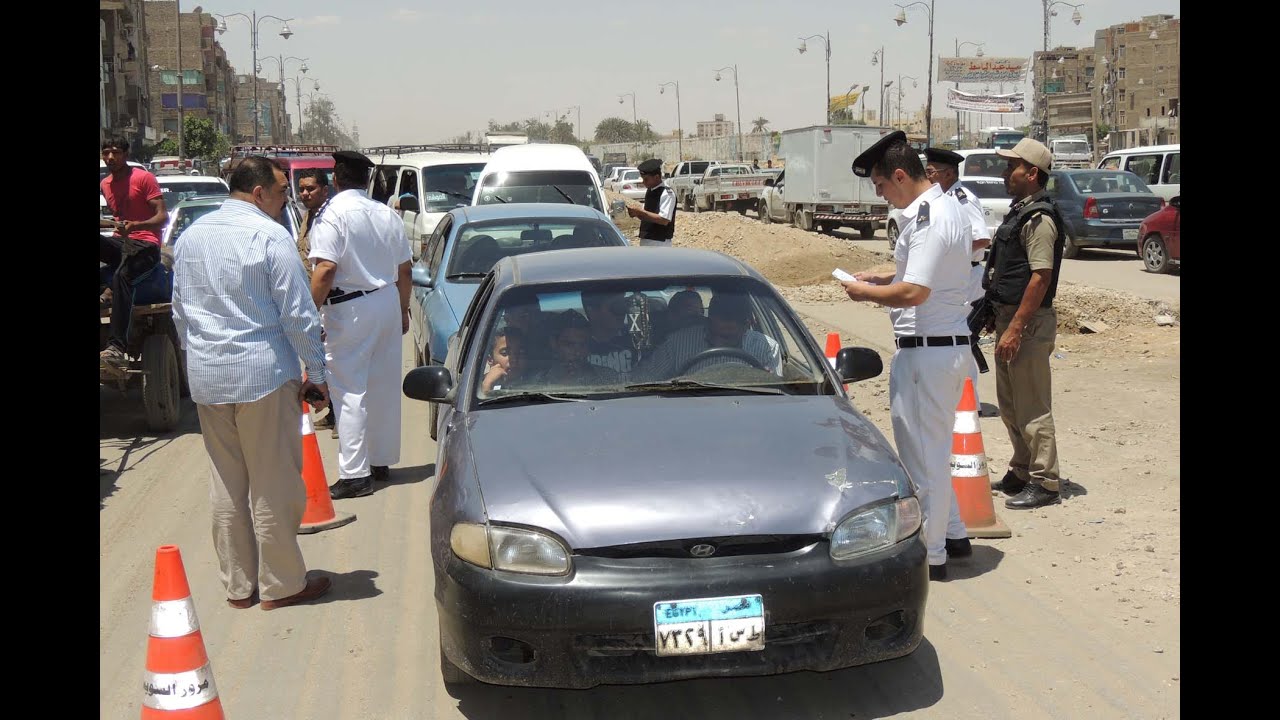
<box><xmin>653</xmin><ymin>594</ymin><xmax>764</xmax><ymax>656</ymax></box>
<box><xmin>1123</xmin><ymin>228</ymin><xmax>1139</xmax><ymax>240</ymax></box>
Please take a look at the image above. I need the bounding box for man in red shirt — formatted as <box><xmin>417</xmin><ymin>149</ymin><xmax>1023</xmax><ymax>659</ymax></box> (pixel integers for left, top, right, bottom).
<box><xmin>99</xmin><ymin>137</ymin><xmax>168</xmax><ymax>367</ymax></box>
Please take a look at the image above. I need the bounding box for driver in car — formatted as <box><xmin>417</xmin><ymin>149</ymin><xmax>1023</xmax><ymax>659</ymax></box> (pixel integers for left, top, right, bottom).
<box><xmin>634</xmin><ymin>293</ymin><xmax>781</xmax><ymax>380</ymax></box>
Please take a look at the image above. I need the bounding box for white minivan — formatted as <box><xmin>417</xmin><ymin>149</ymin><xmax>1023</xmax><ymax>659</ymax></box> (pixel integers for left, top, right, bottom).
<box><xmin>368</xmin><ymin>149</ymin><xmax>490</xmax><ymax>260</ymax></box>
<box><xmin>471</xmin><ymin>144</ymin><xmax>609</xmax><ymax>216</ymax></box>
<box><xmin>1096</xmin><ymin>144</ymin><xmax>1180</xmax><ymax>203</ymax></box>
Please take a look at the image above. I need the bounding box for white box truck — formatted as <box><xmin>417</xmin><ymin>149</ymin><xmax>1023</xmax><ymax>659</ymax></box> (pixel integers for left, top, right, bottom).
<box><xmin>769</xmin><ymin>125</ymin><xmax>892</xmax><ymax>238</ymax></box>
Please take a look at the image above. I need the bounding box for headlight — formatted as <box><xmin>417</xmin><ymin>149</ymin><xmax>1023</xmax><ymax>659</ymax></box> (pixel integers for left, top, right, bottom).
<box><xmin>829</xmin><ymin>497</ymin><xmax>921</xmax><ymax>561</ymax></box>
<box><xmin>449</xmin><ymin>523</ymin><xmax>572</xmax><ymax>576</ymax></box>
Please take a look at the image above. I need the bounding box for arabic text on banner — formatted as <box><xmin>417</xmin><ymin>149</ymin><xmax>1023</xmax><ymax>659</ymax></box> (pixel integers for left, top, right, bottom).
<box><xmin>945</xmin><ymin>88</ymin><xmax>1026</xmax><ymax>114</ymax></box>
<box><xmin>938</xmin><ymin>57</ymin><xmax>1030</xmax><ymax>83</ymax></box>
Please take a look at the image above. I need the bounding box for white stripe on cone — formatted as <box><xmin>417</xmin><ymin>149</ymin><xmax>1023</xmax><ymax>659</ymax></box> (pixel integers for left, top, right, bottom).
<box><xmin>149</xmin><ymin>597</ymin><xmax>200</xmax><ymax>638</ymax></box>
<box><xmin>951</xmin><ymin>453</ymin><xmax>988</xmax><ymax>478</ymax></box>
<box><xmin>953</xmin><ymin>410</ymin><xmax>980</xmax><ymax>435</ymax></box>
<box><xmin>142</xmin><ymin>665</ymin><xmax>219</xmax><ymax>711</ymax></box>
<box><xmin>301</xmin><ymin>409</ymin><xmax>314</xmax><ymax>437</ymax></box>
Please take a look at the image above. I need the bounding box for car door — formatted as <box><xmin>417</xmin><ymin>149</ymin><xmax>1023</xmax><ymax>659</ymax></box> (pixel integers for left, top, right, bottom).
<box><xmin>438</xmin><ymin>272</ymin><xmax>497</xmax><ymax>443</ymax></box>
<box><xmin>396</xmin><ymin>167</ymin><xmax>423</xmax><ymax>259</ymax></box>
<box><xmin>416</xmin><ymin>214</ymin><xmax>454</xmax><ymax>365</ymax></box>
<box><xmin>770</xmin><ymin>172</ymin><xmax>786</xmax><ymax>220</ymax></box>
<box><xmin>1167</xmin><ymin>198</ymin><xmax>1180</xmax><ymax>261</ymax></box>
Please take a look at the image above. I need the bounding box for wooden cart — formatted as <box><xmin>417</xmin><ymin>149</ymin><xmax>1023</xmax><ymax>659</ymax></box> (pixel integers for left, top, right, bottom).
<box><xmin>100</xmin><ymin>302</ymin><xmax>186</xmax><ymax>432</ymax></box>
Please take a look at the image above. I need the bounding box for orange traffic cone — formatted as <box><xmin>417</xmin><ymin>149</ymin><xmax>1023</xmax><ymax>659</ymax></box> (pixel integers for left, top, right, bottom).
<box><xmin>298</xmin><ymin>402</ymin><xmax>356</xmax><ymax>534</ymax></box>
<box><xmin>824</xmin><ymin>332</ymin><xmax>840</xmax><ymax>370</ymax></box>
<box><xmin>141</xmin><ymin>545</ymin><xmax>225</xmax><ymax>719</ymax></box>
<box><xmin>950</xmin><ymin>378</ymin><xmax>1012</xmax><ymax>539</ymax></box>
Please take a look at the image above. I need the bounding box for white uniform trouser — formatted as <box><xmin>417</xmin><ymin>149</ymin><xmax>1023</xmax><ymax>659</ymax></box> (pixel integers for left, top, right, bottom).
<box><xmin>890</xmin><ymin>344</ymin><xmax>970</xmax><ymax>566</ymax></box>
<box><xmin>321</xmin><ymin>286</ymin><xmax>403</xmax><ymax>480</ymax></box>
<box><xmin>965</xmin><ymin>263</ymin><xmax>987</xmax><ymax>407</ymax></box>
<box><xmin>639</xmin><ymin>238</ymin><xmax>672</xmax><ymax>247</ymax></box>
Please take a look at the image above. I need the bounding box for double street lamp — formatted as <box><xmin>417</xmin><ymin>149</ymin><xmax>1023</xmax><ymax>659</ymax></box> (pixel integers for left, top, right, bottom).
<box><xmin>658</xmin><ymin>82</ymin><xmax>682</xmax><ymax>162</ymax></box>
<box><xmin>896</xmin><ymin>75</ymin><xmax>920</xmax><ymax>130</ymax></box>
<box><xmin>1041</xmin><ymin>2</ymin><xmax>1084</xmax><ymax>140</ymax></box>
<box><xmin>260</xmin><ymin>55</ymin><xmax>308</xmax><ymax>143</ymax></box>
<box><xmin>894</xmin><ymin>1</ymin><xmax>935</xmax><ymax>145</ymax></box>
<box><xmin>713</xmin><ymin>66</ymin><xmax>743</xmax><ymax>161</ymax></box>
<box><xmin>284</xmin><ymin>77</ymin><xmax>319</xmax><ymax>143</ymax></box>
<box><xmin>881</xmin><ymin>80</ymin><xmax>895</xmax><ymax>129</ymax></box>
<box><xmin>797</xmin><ymin>32</ymin><xmax>831</xmax><ymax>124</ymax></box>
<box><xmin>870</xmin><ymin>47</ymin><xmax>886</xmax><ymax>126</ymax></box>
<box><xmin>215</xmin><ymin>11</ymin><xmax>295</xmax><ymax>144</ymax></box>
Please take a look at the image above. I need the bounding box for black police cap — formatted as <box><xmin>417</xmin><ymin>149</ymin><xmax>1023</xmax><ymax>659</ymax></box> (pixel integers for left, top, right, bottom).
<box><xmin>924</xmin><ymin>147</ymin><xmax>964</xmax><ymax>167</ymax></box>
<box><xmin>332</xmin><ymin>150</ymin><xmax>374</xmax><ymax>169</ymax></box>
<box><xmin>637</xmin><ymin>158</ymin><xmax>663</xmax><ymax>175</ymax></box>
<box><xmin>851</xmin><ymin>130</ymin><xmax>908</xmax><ymax>177</ymax></box>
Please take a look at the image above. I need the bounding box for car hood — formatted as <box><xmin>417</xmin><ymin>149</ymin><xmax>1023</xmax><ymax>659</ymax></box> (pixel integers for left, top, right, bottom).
<box><xmin>466</xmin><ymin>395</ymin><xmax>908</xmax><ymax>550</ymax></box>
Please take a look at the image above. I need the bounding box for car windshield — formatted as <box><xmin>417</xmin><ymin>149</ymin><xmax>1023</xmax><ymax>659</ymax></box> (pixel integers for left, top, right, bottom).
<box><xmin>961</xmin><ymin>153</ymin><xmax>1006</xmax><ymax>178</ymax></box>
<box><xmin>992</xmin><ymin>133</ymin><xmax>1025</xmax><ymax>149</ymax></box>
<box><xmin>1067</xmin><ymin>171</ymin><xmax>1152</xmax><ymax>194</ymax></box>
<box><xmin>169</xmin><ymin>204</ymin><xmax>222</xmax><ymax>244</ymax></box>
<box><xmin>687</xmin><ymin>162</ymin><xmax>713</xmax><ymax>174</ymax></box>
<box><xmin>445</xmin><ymin>219</ymin><xmax>625</xmax><ymax>278</ymax></box>
<box><xmin>422</xmin><ymin>163</ymin><xmax>485</xmax><ymax>212</ymax></box>
<box><xmin>962</xmin><ymin>181</ymin><xmax>1011</xmax><ymax>200</ymax></box>
<box><xmin>477</xmin><ymin>170</ymin><xmax>603</xmax><ymax>212</ymax></box>
<box><xmin>472</xmin><ymin>278</ymin><xmax>828</xmax><ymax>403</ymax></box>
<box><xmin>1054</xmin><ymin>141</ymin><xmax>1089</xmax><ymax>154</ymax></box>
<box><xmin>621</xmin><ymin>171</ymin><xmax>641</xmax><ymax>182</ymax></box>
<box><xmin>158</xmin><ymin>181</ymin><xmax>228</xmax><ymax>197</ymax></box>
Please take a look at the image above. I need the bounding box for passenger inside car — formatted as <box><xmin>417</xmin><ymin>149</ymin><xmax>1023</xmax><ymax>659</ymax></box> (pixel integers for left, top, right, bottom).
<box><xmin>535</xmin><ymin>311</ymin><xmax>621</xmax><ymax>387</ymax></box>
<box><xmin>634</xmin><ymin>293</ymin><xmax>782</xmax><ymax>380</ymax></box>
<box><xmin>481</xmin><ymin>326</ymin><xmax>528</xmax><ymax>394</ymax></box>
<box><xmin>500</xmin><ymin>302</ymin><xmax>552</xmax><ymax>375</ymax></box>
<box><xmin>582</xmin><ymin>290</ymin><xmax>641</xmax><ymax>375</ymax></box>
<box><xmin>663</xmin><ymin>289</ymin><xmax>706</xmax><ymax>336</ymax></box>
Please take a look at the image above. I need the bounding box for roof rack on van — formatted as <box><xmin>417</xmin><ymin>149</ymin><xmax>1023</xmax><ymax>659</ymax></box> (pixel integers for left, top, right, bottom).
<box><xmin>229</xmin><ymin>144</ymin><xmax>340</xmax><ymax>158</ymax></box>
<box><xmin>361</xmin><ymin>143</ymin><xmax>491</xmax><ymax>158</ymax></box>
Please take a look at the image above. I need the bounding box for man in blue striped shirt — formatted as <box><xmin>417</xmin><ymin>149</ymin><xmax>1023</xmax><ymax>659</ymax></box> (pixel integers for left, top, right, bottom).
<box><xmin>171</xmin><ymin>156</ymin><xmax>334</xmax><ymax>611</ymax></box>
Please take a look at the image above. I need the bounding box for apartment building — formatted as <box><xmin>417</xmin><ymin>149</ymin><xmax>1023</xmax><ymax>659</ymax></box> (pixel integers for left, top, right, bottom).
<box><xmin>100</xmin><ymin>0</ymin><xmax>156</xmax><ymax>148</ymax></box>
<box><xmin>696</xmin><ymin>114</ymin><xmax>735</xmax><ymax>139</ymax></box>
<box><xmin>235</xmin><ymin>75</ymin><xmax>292</xmax><ymax>145</ymax></box>
<box><xmin>1094</xmin><ymin>14</ymin><xmax>1180</xmax><ymax>149</ymax></box>
<box><xmin>144</xmin><ymin>2</ymin><xmax>239</xmax><ymax>145</ymax></box>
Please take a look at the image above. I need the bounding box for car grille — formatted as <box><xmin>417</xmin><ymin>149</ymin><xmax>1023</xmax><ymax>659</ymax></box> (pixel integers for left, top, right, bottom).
<box><xmin>576</xmin><ymin>535</ymin><xmax>823</xmax><ymax>559</ymax></box>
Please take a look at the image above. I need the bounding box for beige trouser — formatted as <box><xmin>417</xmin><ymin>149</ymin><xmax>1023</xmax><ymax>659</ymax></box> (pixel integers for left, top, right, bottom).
<box><xmin>196</xmin><ymin>379</ymin><xmax>309</xmax><ymax>602</ymax></box>
<box><xmin>994</xmin><ymin>304</ymin><xmax>1061</xmax><ymax>491</ymax></box>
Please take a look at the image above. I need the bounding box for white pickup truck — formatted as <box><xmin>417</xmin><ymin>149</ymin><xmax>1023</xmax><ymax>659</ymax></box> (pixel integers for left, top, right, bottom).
<box><xmin>689</xmin><ymin>164</ymin><xmax>772</xmax><ymax>214</ymax></box>
<box><xmin>666</xmin><ymin>160</ymin><xmax>719</xmax><ymax>210</ymax></box>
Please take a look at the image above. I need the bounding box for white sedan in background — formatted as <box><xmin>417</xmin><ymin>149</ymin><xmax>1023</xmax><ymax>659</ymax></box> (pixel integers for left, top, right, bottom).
<box><xmin>606</xmin><ymin>166</ymin><xmax>637</xmax><ymax>192</ymax></box>
<box><xmin>614</xmin><ymin>169</ymin><xmax>647</xmax><ymax>200</ymax></box>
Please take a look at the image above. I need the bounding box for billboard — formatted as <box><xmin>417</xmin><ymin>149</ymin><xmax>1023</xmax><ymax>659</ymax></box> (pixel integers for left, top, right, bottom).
<box><xmin>828</xmin><ymin>89</ymin><xmax>864</xmax><ymax>113</ymax></box>
<box><xmin>938</xmin><ymin>57</ymin><xmax>1030</xmax><ymax>83</ymax></box>
<box><xmin>945</xmin><ymin>89</ymin><xmax>1026</xmax><ymax>114</ymax></box>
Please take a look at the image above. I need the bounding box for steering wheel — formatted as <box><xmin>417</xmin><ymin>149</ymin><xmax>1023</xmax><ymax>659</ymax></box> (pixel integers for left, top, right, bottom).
<box><xmin>674</xmin><ymin>346</ymin><xmax>766</xmax><ymax>375</ymax></box>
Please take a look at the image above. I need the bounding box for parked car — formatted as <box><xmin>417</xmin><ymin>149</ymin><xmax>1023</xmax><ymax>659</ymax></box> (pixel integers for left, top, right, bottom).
<box><xmin>404</xmin><ymin>246</ymin><xmax>927</xmax><ymax>689</ymax></box>
<box><xmin>886</xmin><ymin>176</ymin><xmax>1010</xmax><ymax>251</ymax></box>
<box><xmin>472</xmin><ymin>144</ymin><xmax>609</xmax><ymax>216</ymax></box>
<box><xmin>155</xmin><ymin>175</ymin><xmax>230</xmax><ymax>203</ymax></box>
<box><xmin>408</xmin><ymin>203</ymin><xmax>631</xmax><ymax>438</ymax></box>
<box><xmin>367</xmin><ymin>148</ymin><xmax>490</xmax><ymax>260</ymax></box>
<box><xmin>614</xmin><ymin>169</ymin><xmax>646</xmax><ymax>200</ymax></box>
<box><xmin>954</xmin><ymin>149</ymin><xmax>1008</xmax><ymax>179</ymax></box>
<box><xmin>161</xmin><ymin>195</ymin><xmax>301</xmax><ymax>248</ymax></box>
<box><xmin>1136</xmin><ymin>195</ymin><xmax>1180</xmax><ymax>273</ymax></box>
<box><xmin>1046</xmin><ymin>169</ymin><xmax>1165</xmax><ymax>258</ymax></box>
<box><xmin>1097</xmin><ymin>144</ymin><xmax>1180</xmax><ymax>203</ymax></box>
<box><xmin>606</xmin><ymin>166</ymin><xmax>637</xmax><ymax>192</ymax></box>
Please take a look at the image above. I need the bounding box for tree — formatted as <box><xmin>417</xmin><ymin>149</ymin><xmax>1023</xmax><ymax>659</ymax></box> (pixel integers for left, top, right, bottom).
<box><xmin>154</xmin><ymin>138</ymin><xmax>179</xmax><ymax>157</ymax></box>
<box><xmin>751</xmin><ymin>117</ymin><xmax>769</xmax><ymax>133</ymax></box>
<box><xmin>301</xmin><ymin>96</ymin><xmax>357</xmax><ymax>148</ymax></box>
<box><xmin>449</xmin><ymin>131</ymin><xmax>475</xmax><ymax>144</ymax></box>
<box><xmin>593</xmin><ymin>117</ymin><xmax>658</xmax><ymax>143</ymax></box>
<box><xmin>182</xmin><ymin>115</ymin><xmax>230</xmax><ymax>163</ymax></box>
<box><xmin>829</xmin><ymin>109</ymin><xmax>866</xmax><ymax>126</ymax></box>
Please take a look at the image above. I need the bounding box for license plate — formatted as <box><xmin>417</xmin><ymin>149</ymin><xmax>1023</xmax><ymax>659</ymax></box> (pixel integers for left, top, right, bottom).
<box><xmin>738</xmin><ymin>192</ymin><xmax>750</xmax><ymax>199</ymax></box>
<box><xmin>653</xmin><ymin>594</ymin><xmax>765</xmax><ymax>656</ymax></box>
<box><xmin>1123</xmin><ymin>228</ymin><xmax>1139</xmax><ymax>240</ymax></box>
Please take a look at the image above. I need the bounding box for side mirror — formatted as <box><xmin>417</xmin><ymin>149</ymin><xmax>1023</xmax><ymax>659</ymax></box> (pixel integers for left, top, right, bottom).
<box><xmin>411</xmin><ymin>265</ymin><xmax>433</xmax><ymax>289</ymax></box>
<box><xmin>400</xmin><ymin>196</ymin><xmax>420</xmax><ymax>213</ymax></box>
<box><xmin>764</xmin><ymin>178</ymin><xmax>775</xmax><ymax>187</ymax></box>
<box><xmin>1169</xmin><ymin>195</ymin><xmax>1180</xmax><ymax>209</ymax></box>
<box><xmin>835</xmin><ymin>347</ymin><xmax>883</xmax><ymax>383</ymax></box>
<box><xmin>664</xmin><ymin>172</ymin><xmax>671</xmax><ymax>178</ymax></box>
<box><xmin>693</xmin><ymin>178</ymin><xmax>702</xmax><ymax>185</ymax></box>
<box><xmin>403</xmin><ymin>366</ymin><xmax>454</xmax><ymax>402</ymax></box>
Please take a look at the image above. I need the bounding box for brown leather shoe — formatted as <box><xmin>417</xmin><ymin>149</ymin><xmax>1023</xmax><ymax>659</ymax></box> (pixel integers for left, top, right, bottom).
<box><xmin>261</xmin><ymin>576</ymin><xmax>332</xmax><ymax>611</ymax></box>
<box><xmin>227</xmin><ymin>592</ymin><xmax>258</xmax><ymax>609</ymax></box>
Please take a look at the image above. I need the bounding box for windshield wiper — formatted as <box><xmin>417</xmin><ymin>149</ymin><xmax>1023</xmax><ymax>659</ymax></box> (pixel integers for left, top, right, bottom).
<box><xmin>477</xmin><ymin>391</ymin><xmax>591</xmax><ymax>407</ymax></box>
<box><xmin>435</xmin><ymin>189</ymin><xmax>471</xmax><ymax>201</ymax></box>
<box><xmin>484</xmin><ymin>193</ymin><xmax>507</xmax><ymax>203</ymax></box>
<box><xmin>549</xmin><ymin>185</ymin><xmax>577</xmax><ymax>205</ymax></box>
<box><xmin>623</xmin><ymin>379</ymin><xmax>783</xmax><ymax>395</ymax></box>
<box><xmin>444</xmin><ymin>271</ymin><xmax>488</xmax><ymax>280</ymax></box>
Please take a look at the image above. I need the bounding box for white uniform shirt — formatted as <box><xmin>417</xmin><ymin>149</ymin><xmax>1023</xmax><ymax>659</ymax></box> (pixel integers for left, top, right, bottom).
<box><xmin>308</xmin><ymin>189</ymin><xmax>412</xmax><ymax>291</ymax></box>
<box><xmin>890</xmin><ymin>183</ymin><xmax>973</xmax><ymax>337</ymax></box>
<box><xmin>948</xmin><ymin>182</ymin><xmax>991</xmax><ymax>262</ymax></box>
<box><xmin>655</xmin><ymin>183</ymin><xmax>676</xmax><ymax>222</ymax></box>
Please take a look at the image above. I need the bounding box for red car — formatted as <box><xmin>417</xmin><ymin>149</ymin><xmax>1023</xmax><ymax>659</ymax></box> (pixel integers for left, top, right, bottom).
<box><xmin>1136</xmin><ymin>195</ymin><xmax>1180</xmax><ymax>273</ymax></box>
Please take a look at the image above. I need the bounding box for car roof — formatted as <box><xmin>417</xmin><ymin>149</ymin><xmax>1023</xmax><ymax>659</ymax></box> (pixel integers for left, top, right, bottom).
<box><xmin>173</xmin><ymin>196</ymin><xmax>228</xmax><ymax>208</ymax></box>
<box><xmin>370</xmin><ymin>151</ymin><xmax>490</xmax><ymax>167</ymax></box>
<box><xmin>450</xmin><ymin>203</ymin><xmax>613</xmax><ymax>224</ymax></box>
<box><xmin>494</xmin><ymin>247</ymin><xmax>763</xmax><ymax>287</ymax></box>
<box><xmin>1102</xmin><ymin>144</ymin><xmax>1179</xmax><ymax>156</ymax></box>
<box><xmin>484</xmin><ymin>144</ymin><xmax>592</xmax><ymax>172</ymax></box>
<box><xmin>157</xmin><ymin>175</ymin><xmax>227</xmax><ymax>184</ymax></box>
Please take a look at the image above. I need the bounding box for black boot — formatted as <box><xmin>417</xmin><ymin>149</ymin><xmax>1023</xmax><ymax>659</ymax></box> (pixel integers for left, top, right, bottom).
<box><xmin>928</xmin><ymin>563</ymin><xmax>948</xmax><ymax>581</ymax></box>
<box><xmin>1005</xmin><ymin>483</ymin><xmax>1061</xmax><ymax>509</ymax></box>
<box><xmin>329</xmin><ymin>475</ymin><xmax>374</xmax><ymax>499</ymax></box>
<box><xmin>945</xmin><ymin>537</ymin><xmax>972</xmax><ymax>557</ymax></box>
<box><xmin>371</xmin><ymin>465</ymin><xmax>390</xmax><ymax>483</ymax></box>
<box><xmin>993</xmin><ymin>470</ymin><xmax>1027</xmax><ymax>496</ymax></box>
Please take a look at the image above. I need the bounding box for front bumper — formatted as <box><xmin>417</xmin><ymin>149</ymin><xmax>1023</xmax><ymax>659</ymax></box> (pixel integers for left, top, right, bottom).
<box><xmin>437</xmin><ymin>535</ymin><xmax>928</xmax><ymax>688</ymax></box>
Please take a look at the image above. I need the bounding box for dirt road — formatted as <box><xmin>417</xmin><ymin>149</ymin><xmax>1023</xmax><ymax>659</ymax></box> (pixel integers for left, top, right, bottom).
<box><xmin>101</xmin><ymin>207</ymin><xmax>1179</xmax><ymax>719</ymax></box>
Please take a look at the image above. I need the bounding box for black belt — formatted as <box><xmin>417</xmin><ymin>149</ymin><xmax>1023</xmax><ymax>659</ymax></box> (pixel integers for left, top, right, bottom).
<box><xmin>895</xmin><ymin>335</ymin><xmax>971</xmax><ymax>349</ymax></box>
<box><xmin>324</xmin><ymin>285</ymin><xmax>383</xmax><ymax>306</ymax></box>
<box><xmin>971</xmin><ymin>261</ymin><xmax>980</xmax><ymax>267</ymax></box>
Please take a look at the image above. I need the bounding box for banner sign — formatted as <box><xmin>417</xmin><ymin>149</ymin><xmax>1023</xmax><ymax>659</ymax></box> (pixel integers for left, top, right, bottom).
<box><xmin>828</xmin><ymin>89</ymin><xmax>864</xmax><ymax>113</ymax></box>
<box><xmin>938</xmin><ymin>57</ymin><xmax>1030</xmax><ymax>83</ymax></box>
<box><xmin>945</xmin><ymin>89</ymin><xmax>1026</xmax><ymax>113</ymax></box>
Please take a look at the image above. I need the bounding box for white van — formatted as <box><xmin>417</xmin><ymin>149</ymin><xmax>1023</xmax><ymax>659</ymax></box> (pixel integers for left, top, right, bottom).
<box><xmin>367</xmin><ymin>148</ymin><xmax>490</xmax><ymax>260</ymax></box>
<box><xmin>471</xmin><ymin>144</ymin><xmax>608</xmax><ymax>216</ymax></box>
<box><xmin>1096</xmin><ymin>144</ymin><xmax>1180</xmax><ymax>203</ymax></box>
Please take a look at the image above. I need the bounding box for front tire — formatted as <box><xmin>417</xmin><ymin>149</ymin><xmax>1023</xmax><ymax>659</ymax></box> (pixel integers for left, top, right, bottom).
<box><xmin>859</xmin><ymin>223</ymin><xmax>875</xmax><ymax>239</ymax></box>
<box><xmin>887</xmin><ymin>220</ymin><xmax>899</xmax><ymax>251</ymax></box>
<box><xmin>759</xmin><ymin>200</ymin><xmax>771</xmax><ymax>223</ymax></box>
<box><xmin>142</xmin><ymin>333</ymin><xmax>181</xmax><ymax>432</ymax></box>
<box><xmin>1142</xmin><ymin>234</ymin><xmax>1169</xmax><ymax>273</ymax></box>
<box><xmin>1062</xmin><ymin>231</ymin><xmax>1081</xmax><ymax>259</ymax></box>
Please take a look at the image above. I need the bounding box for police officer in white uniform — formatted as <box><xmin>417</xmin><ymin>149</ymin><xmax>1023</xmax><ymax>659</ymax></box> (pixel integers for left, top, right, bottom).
<box><xmin>625</xmin><ymin>158</ymin><xmax>677</xmax><ymax>246</ymax></box>
<box><xmin>308</xmin><ymin>151</ymin><xmax>414</xmax><ymax>499</ymax></box>
<box><xmin>840</xmin><ymin>131</ymin><xmax>975</xmax><ymax>580</ymax></box>
<box><xmin>925</xmin><ymin>147</ymin><xmax>994</xmax><ymax>413</ymax></box>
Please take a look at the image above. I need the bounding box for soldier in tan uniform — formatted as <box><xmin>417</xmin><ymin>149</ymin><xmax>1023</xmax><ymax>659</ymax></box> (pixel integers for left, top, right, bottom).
<box><xmin>295</xmin><ymin>167</ymin><xmax>336</xmax><ymax>431</ymax></box>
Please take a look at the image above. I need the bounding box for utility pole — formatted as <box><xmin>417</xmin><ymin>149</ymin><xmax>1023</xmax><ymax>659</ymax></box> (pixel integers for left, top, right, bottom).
<box><xmin>176</xmin><ymin>0</ymin><xmax>185</xmax><ymax>162</ymax></box>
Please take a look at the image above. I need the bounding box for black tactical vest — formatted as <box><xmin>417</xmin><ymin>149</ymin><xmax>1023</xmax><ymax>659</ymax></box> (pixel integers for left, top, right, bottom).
<box><xmin>983</xmin><ymin>195</ymin><xmax>1065</xmax><ymax>307</ymax></box>
<box><xmin>638</xmin><ymin>185</ymin><xmax>675</xmax><ymax>241</ymax></box>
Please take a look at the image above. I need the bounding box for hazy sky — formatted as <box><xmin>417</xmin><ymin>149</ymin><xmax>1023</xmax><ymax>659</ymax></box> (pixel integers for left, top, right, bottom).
<box><xmin>201</xmin><ymin>0</ymin><xmax>1179</xmax><ymax>146</ymax></box>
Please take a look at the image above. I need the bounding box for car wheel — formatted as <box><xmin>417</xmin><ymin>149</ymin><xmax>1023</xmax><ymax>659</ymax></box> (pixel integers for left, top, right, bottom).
<box><xmin>887</xmin><ymin>220</ymin><xmax>899</xmax><ymax>251</ymax></box>
<box><xmin>1062</xmin><ymin>231</ymin><xmax>1080</xmax><ymax>259</ymax></box>
<box><xmin>759</xmin><ymin>200</ymin><xmax>771</xmax><ymax>223</ymax></box>
<box><xmin>1142</xmin><ymin>234</ymin><xmax>1169</xmax><ymax>274</ymax></box>
<box><xmin>859</xmin><ymin>224</ymin><xmax>875</xmax><ymax>239</ymax></box>
<box><xmin>798</xmin><ymin>210</ymin><xmax>815</xmax><ymax>232</ymax></box>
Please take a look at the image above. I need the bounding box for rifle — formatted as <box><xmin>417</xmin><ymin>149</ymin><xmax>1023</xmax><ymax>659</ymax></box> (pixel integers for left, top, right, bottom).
<box><xmin>967</xmin><ymin>295</ymin><xmax>995</xmax><ymax>374</ymax></box>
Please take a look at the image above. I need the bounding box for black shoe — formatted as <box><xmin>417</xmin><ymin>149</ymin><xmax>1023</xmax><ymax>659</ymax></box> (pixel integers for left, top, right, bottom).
<box><xmin>313</xmin><ymin>410</ymin><xmax>335</xmax><ymax>429</ymax></box>
<box><xmin>993</xmin><ymin>470</ymin><xmax>1027</xmax><ymax>497</ymax></box>
<box><xmin>945</xmin><ymin>537</ymin><xmax>972</xmax><ymax>557</ymax></box>
<box><xmin>1005</xmin><ymin>483</ymin><xmax>1061</xmax><ymax>509</ymax></box>
<box><xmin>329</xmin><ymin>475</ymin><xmax>374</xmax><ymax>500</ymax></box>
<box><xmin>371</xmin><ymin>465</ymin><xmax>390</xmax><ymax>483</ymax></box>
<box><xmin>928</xmin><ymin>563</ymin><xmax>947</xmax><ymax>581</ymax></box>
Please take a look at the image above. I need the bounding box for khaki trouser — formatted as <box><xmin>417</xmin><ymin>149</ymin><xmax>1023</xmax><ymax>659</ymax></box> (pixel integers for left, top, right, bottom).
<box><xmin>196</xmin><ymin>380</ymin><xmax>309</xmax><ymax>602</ymax></box>
<box><xmin>994</xmin><ymin>304</ymin><xmax>1061</xmax><ymax>491</ymax></box>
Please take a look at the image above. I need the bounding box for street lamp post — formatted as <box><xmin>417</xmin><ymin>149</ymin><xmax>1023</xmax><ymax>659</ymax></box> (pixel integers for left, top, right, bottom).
<box><xmin>174</xmin><ymin>1</ymin><xmax>184</xmax><ymax>162</ymax></box>
<box><xmin>658</xmin><ymin>82</ymin><xmax>682</xmax><ymax>161</ymax></box>
<box><xmin>954</xmin><ymin>40</ymin><xmax>985</xmax><ymax>148</ymax></box>
<box><xmin>215</xmin><ymin>11</ymin><xmax>295</xmax><ymax>145</ymax></box>
<box><xmin>285</xmin><ymin>77</ymin><xmax>319</xmax><ymax>143</ymax></box>
<box><xmin>871</xmin><ymin>47</ymin><xmax>886</xmax><ymax>126</ymax></box>
<box><xmin>881</xmin><ymin>80</ymin><xmax>895</xmax><ymax>129</ymax></box>
<box><xmin>617</xmin><ymin>92</ymin><xmax>637</xmax><ymax>125</ymax></box>
<box><xmin>713</xmin><ymin>66</ymin><xmax>742</xmax><ymax>160</ymax></box>
<box><xmin>564</xmin><ymin>105</ymin><xmax>582</xmax><ymax>143</ymax></box>
<box><xmin>260</xmin><ymin>55</ymin><xmax>308</xmax><ymax>143</ymax></box>
<box><xmin>797</xmin><ymin>32</ymin><xmax>831</xmax><ymax>124</ymax></box>
<box><xmin>1041</xmin><ymin>2</ymin><xmax>1083</xmax><ymax>140</ymax></box>
<box><xmin>896</xmin><ymin>75</ymin><xmax>919</xmax><ymax>130</ymax></box>
<box><xmin>894</xmin><ymin>2</ymin><xmax>935</xmax><ymax>146</ymax></box>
